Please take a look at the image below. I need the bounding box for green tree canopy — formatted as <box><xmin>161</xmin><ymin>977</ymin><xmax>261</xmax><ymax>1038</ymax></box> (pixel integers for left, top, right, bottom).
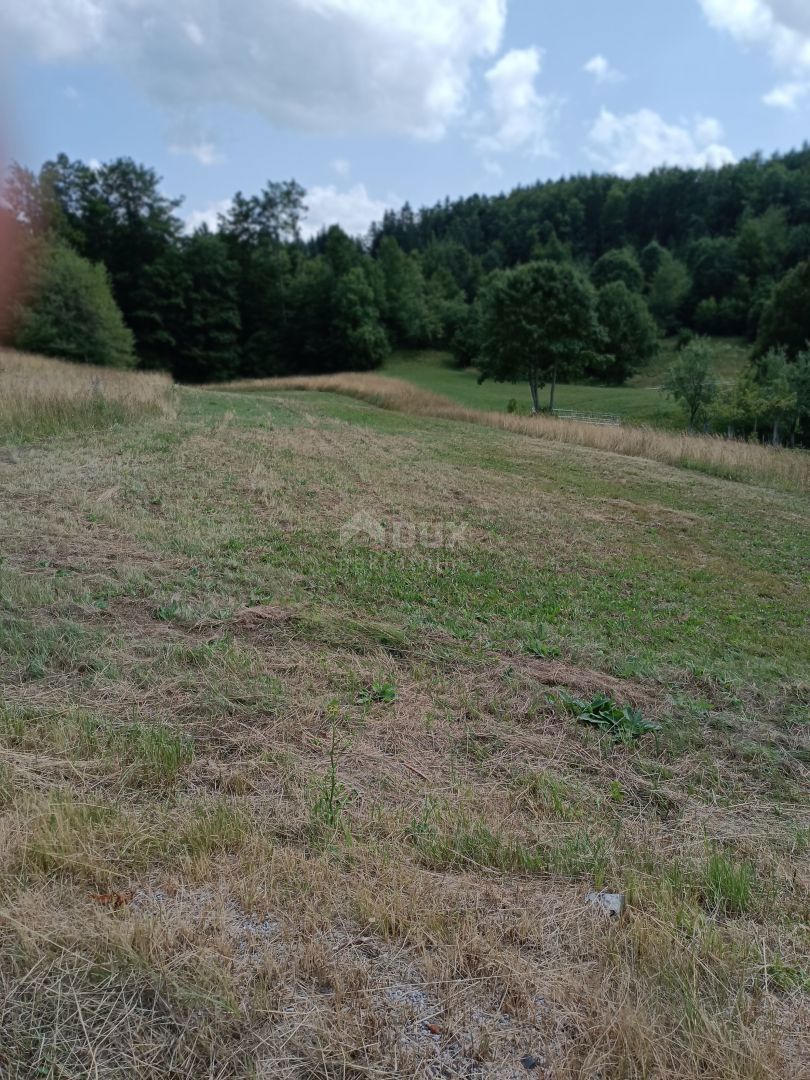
<box><xmin>687</xmin><ymin>237</ymin><xmax>739</xmax><ymax>303</ymax></box>
<box><xmin>663</xmin><ymin>337</ymin><xmax>717</xmax><ymax>429</ymax></box>
<box><xmin>755</xmin><ymin>259</ymin><xmax>810</xmax><ymax>360</ymax></box>
<box><xmin>594</xmin><ymin>282</ymin><xmax>659</xmax><ymax>384</ymax></box>
<box><xmin>218</xmin><ymin>181</ymin><xmax>306</xmax><ymax>248</ymax></box>
<box><xmin>479</xmin><ymin>261</ymin><xmax>601</xmax><ymax>413</ymax></box>
<box><xmin>15</xmin><ymin>241</ymin><xmax>135</xmax><ymax>368</ymax></box>
<box><xmin>754</xmin><ymin>348</ymin><xmax>808</xmax><ymax>444</ymax></box>
<box><xmin>332</xmin><ymin>267</ymin><xmax>390</xmax><ymax>371</ymax></box>
<box><xmin>39</xmin><ymin>155</ymin><xmax>184</xmax><ymax>360</ymax></box>
<box><xmin>377</xmin><ymin>236</ymin><xmax>437</xmax><ymax>347</ymax></box>
<box><xmin>172</xmin><ymin>232</ymin><xmax>241</xmax><ymax>383</ymax></box>
<box><xmin>649</xmin><ymin>251</ymin><xmax>692</xmax><ymax>329</ymax></box>
<box><xmin>590</xmin><ymin>248</ymin><xmax>644</xmax><ymax>292</ymax></box>
<box><xmin>640</xmin><ymin>240</ymin><xmax>666</xmax><ymax>282</ymax></box>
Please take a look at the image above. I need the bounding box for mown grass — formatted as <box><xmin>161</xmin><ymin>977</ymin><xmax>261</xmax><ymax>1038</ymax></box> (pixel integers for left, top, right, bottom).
<box><xmin>224</xmin><ymin>371</ymin><xmax>809</xmax><ymax>493</ymax></box>
<box><xmin>0</xmin><ymin>364</ymin><xmax>806</xmax><ymax>1078</ymax></box>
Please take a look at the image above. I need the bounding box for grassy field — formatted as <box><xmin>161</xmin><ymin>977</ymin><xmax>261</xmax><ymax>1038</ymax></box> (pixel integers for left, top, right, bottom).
<box><xmin>384</xmin><ymin>338</ymin><xmax>751</xmax><ymax>427</ymax></box>
<box><xmin>241</xmin><ymin>370</ymin><xmax>808</xmax><ymax>493</ymax></box>
<box><xmin>0</xmin><ymin>354</ymin><xmax>808</xmax><ymax>1078</ymax></box>
<box><xmin>0</xmin><ymin>348</ymin><xmax>174</xmax><ymax>440</ymax></box>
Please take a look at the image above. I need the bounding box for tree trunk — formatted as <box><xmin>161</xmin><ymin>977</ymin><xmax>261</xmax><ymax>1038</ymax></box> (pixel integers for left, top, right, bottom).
<box><xmin>549</xmin><ymin>358</ymin><xmax>558</xmax><ymax>414</ymax></box>
<box><xmin>529</xmin><ymin>369</ymin><xmax>540</xmax><ymax>415</ymax></box>
<box><xmin>772</xmin><ymin>418</ymin><xmax>781</xmax><ymax>446</ymax></box>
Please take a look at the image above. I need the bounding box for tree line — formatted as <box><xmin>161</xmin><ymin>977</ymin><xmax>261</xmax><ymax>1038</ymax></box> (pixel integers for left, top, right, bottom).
<box><xmin>1</xmin><ymin>148</ymin><xmax>810</xmax><ymax>441</ymax></box>
<box><xmin>0</xmin><ymin>156</ymin><xmax>464</xmax><ymax>381</ymax></box>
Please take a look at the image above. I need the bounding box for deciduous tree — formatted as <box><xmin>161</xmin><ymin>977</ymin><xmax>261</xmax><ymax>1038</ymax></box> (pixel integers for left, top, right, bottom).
<box><xmin>15</xmin><ymin>241</ymin><xmax>135</xmax><ymax>368</ymax></box>
<box><xmin>595</xmin><ymin>282</ymin><xmax>659</xmax><ymax>384</ymax></box>
<box><xmin>479</xmin><ymin>261</ymin><xmax>601</xmax><ymax>413</ymax></box>
<box><xmin>663</xmin><ymin>337</ymin><xmax>717</xmax><ymax>429</ymax></box>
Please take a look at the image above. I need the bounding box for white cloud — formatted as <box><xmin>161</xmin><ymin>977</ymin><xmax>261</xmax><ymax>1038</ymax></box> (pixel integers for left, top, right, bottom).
<box><xmin>183</xmin><ymin>20</ymin><xmax>205</xmax><ymax>47</ymax></box>
<box><xmin>169</xmin><ymin>140</ymin><xmax>224</xmax><ymax>166</ymax></box>
<box><xmin>700</xmin><ymin>2</ymin><xmax>810</xmax><ymax>109</ymax></box>
<box><xmin>301</xmin><ymin>183</ymin><xmax>398</xmax><ymax>239</ymax></box>
<box><xmin>2</xmin><ymin>1</ymin><xmax>507</xmax><ymax>140</ymax></box>
<box><xmin>476</xmin><ymin>46</ymin><xmax>560</xmax><ymax>157</ymax></box>
<box><xmin>587</xmin><ymin>108</ymin><xmax>736</xmax><ymax>177</ymax></box>
<box><xmin>166</xmin><ymin>115</ymin><xmax>224</xmax><ymax>165</ymax></box>
<box><xmin>699</xmin><ymin>0</ymin><xmax>810</xmax><ymax>70</ymax></box>
<box><xmin>583</xmin><ymin>54</ymin><xmax>623</xmax><ymax>85</ymax></box>
<box><xmin>694</xmin><ymin>115</ymin><xmax>724</xmax><ymax>143</ymax></box>
<box><xmin>185</xmin><ymin>183</ymin><xmax>395</xmax><ymax>238</ymax></box>
<box><xmin>331</xmin><ymin>158</ymin><xmax>351</xmax><ymax>177</ymax></box>
<box><xmin>185</xmin><ymin>198</ymin><xmax>232</xmax><ymax>233</ymax></box>
<box><xmin>763</xmin><ymin>79</ymin><xmax>810</xmax><ymax>106</ymax></box>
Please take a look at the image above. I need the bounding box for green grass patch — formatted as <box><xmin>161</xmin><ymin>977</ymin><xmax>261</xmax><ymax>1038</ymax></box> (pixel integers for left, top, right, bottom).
<box><xmin>384</xmin><ymin>340</ymin><xmax>750</xmax><ymax>429</ymax></box>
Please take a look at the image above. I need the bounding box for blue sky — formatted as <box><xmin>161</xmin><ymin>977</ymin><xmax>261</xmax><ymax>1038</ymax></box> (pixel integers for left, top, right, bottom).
<box><xmin>3</xmin><ymin>1</ymin><xmax>810</xmax><ymax>237</ymax></box>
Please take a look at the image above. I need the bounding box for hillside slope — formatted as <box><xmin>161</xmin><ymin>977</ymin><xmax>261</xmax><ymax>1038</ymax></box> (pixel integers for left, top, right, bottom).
<box><xmin>0</xmin><ymin>371</ymin><xmax>807</xmax><ymax>1078</ymax></box>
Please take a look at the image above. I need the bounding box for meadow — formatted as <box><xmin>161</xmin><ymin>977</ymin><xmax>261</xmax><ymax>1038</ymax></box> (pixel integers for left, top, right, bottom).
<box><xmin>235</xmin><ymin>370</ymin><xmax>809</xmax><ymax>494</ymax></box>
<box><xmin>0</xmin><ymin>353</ymin><xmax>807</xmax><ymax>1078</ymax></box>
<box><xmin>0</xmin><ymin>348</ymin><xmax>174</xmax><ymax>440</ymax></box>
<box><xmin>383</xmin><ymin>338</ymin><xmax>750</xmax><ymax>426</ymax></box>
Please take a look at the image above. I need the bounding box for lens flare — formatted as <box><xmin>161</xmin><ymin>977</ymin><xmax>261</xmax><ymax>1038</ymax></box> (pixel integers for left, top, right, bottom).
<box><xmin>0</xmin><ymin>127</ymin><xmax>29</xmax><ymax>342</ymax></box>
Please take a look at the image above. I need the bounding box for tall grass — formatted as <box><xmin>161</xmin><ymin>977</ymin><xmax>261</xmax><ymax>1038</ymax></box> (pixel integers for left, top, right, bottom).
<box><xmin>0</xmin><ymin>349</ymin><xmax>174</xmax><ymax>440</ymax></box>
<box><xmin>226</xmin><ymin>372</ymin><xmax>810</xmax><ymax>493</ymax></box>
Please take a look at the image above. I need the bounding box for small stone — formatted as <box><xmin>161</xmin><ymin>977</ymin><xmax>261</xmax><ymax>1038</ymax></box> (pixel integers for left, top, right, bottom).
<box><xmin>585</xmin><ymin>890</ymin><xmax>626</xmax><ymax>917</ymax></box>
<box><xmin>521</xmin><ymin>1054</ymin><xmax>542</xmax><ymax>1071</ymax></box>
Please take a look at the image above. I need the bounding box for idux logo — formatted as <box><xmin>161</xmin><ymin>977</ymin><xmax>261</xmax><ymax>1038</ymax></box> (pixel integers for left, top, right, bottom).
<box><xmin>340</xmin><ymin>511</ymin><xmax>387</xmax><ymax>546</ymax></box>
<box><xmin>340</xmin><ymin>511</ymin><xmax>465</xmax><ymax>549</ymax></box>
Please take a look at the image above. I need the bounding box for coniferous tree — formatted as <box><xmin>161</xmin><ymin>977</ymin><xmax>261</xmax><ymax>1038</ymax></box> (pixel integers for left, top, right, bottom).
<box><xmin>172</xmin><ymin>232</ymin><xmax>241</xmax><ymax>382</ymax></box>
<box><xmin>39</xmin><ymin>155</ymin><xmax>183</xmax><ymax>360</ymax></box>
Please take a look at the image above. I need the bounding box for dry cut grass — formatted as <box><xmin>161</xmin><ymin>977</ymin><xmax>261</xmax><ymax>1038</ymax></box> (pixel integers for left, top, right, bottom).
<box><xmin>0</xmin><ymin>389</ymin><xmax>806</xmax><ymax>1078</ymax></box>
<box><xmin>0</xmin><ymin>349</ymin><xmax>174</xmax><ymax>440</ymax></box>
<box><xmin>226</xmin><ymin>372</ymin><xmax>810</xmax><ymax>494</ymax></box>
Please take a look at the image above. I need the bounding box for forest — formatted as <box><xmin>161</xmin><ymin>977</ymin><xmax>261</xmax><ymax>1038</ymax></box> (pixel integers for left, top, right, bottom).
<box><xmin>3</xmin><ymin>147</ymin><xmax>810</xmax><ymax>442</ymax></box>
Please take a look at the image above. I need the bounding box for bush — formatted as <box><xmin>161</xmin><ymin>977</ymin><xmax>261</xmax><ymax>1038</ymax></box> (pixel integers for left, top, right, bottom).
<box><xmin>15</xmin><ymin>243</ymin><xmax>135</xmax><ymax>368</ymax></box>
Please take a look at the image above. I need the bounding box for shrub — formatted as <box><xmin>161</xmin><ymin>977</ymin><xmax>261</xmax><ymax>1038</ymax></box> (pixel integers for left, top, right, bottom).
<box><xmin>15</xmin><ymin>242</ymin><xmax>135</xmax><ymax>368</ymax></box>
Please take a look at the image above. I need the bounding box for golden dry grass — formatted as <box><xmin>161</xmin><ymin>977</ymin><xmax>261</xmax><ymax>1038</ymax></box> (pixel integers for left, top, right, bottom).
<box><xmin>225</xmin><ymin>372</ymin><xmax>810</xmax><ymax>493</ymax></box>
<box><xmin>0</xmin><ymin>349</ymin><xmax>174</xmax><ymax>439</ymax></box>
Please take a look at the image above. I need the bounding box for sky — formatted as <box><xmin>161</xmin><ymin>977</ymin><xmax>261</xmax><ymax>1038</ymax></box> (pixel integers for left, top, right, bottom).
<box><xmin>2</xmin><ymin>1</ymin><xmax>810</xmax><ymax>238</ymax></box>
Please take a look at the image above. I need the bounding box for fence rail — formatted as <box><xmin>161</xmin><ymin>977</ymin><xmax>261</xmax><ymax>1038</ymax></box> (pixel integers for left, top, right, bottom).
<box><xmin>551</xmin><ymin>408</ymin><xmax>622</xmax><ymax>427</ymax></box>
